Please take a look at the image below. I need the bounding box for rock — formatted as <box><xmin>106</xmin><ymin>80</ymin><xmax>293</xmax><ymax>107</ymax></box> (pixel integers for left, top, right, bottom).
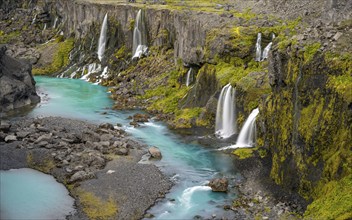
<box><xmin>116</xmin><ymin>147</ymin><xmax>129</xmax><ymax>156</ymax></box>
<box><xmin>208</xmin><ymin>178</ymin><xmax>228</xmax><ymax>192</ymax></box>
<box><xmin>35</xmin><ymin>133</ymin><xmax>52</xmax><ymax>143</ymax></box>
<box><xmin>106</xmin><ymin>170</ymin><xmax>115</xmax><ymax>174</ymax></box>
<box><xmin>333</xmin><ymin>32</ymin><xmax>343</xmax><ymax>41</ymax></box>
<box><xmin>99</xmin><ymin>122</ymin><xmax>114</xmax><ymax>130</ymax></box>
<box><xmin>144</xmin><ymin>213</ymin><xmax>154</xmax><ymax>218</ymax></box>
<box><xmin>100</xmin><ymin>134</ymin><xmax>114</xmax><ymax>142</ymax></box>
<box><xmin>130</xmin><ymin>121</ymin><xmax>140</xmax><ymax>127</ymax></box>
<box><xmin>223</xmin><ymin>204</ymin><xmax>231</xmax><ymax>210</ymax></box>
<box><xmin>131</xmin><ymin>113</ymin><xmax>150</xmax><ymax>123</ymax></box>
<box><xmin>5</xmin><ymin>135</ymin><xmax>17</xmax><ymax>142</ymax></box>
<box><xmin>148</xmin><ymin>146</ymin><xmax>162</xmax><ymax>159</ymax></box>
<box><xmin>69</xmin><ymin>170</ymin><xmax>95</xmax><ymax>183</ymax></box>
<box><xmin>0</xmin><ymin>121</ymin><xmax>11</xmax><ymax>132</ymax></box>
<box><xmin>16</xmin><ymin>131</ymin><xmax>30</xmax><ymax>138</ymax></box>
<box><xmin>37</xmin><ymin>141</ymin><xmax>48</xmax><ymax>147</ymax></box>
<box><xmin>193</xmin><ymin>215</ymin><xmax>203</xmax><ymax>220</ymax></box>
<box><xmin>0</xmin><ymin>45</ymin><xmax>40</xmax><ymax>113</ymax></box>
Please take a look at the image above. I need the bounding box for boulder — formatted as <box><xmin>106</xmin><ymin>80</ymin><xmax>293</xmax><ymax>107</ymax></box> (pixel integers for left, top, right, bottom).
<box><xmin>208</xmin><ymin>178</ymin><xmax>228</xmax><ymax>192</ymax></box>
<box><xmin>69</xmin><ymin>170</ymin><xmax>95</xmax><ymax>183</ymax></box>
<box><xmin>99</xmin><ymin>122</ymin><xmax>114</xmax><ymax>130</ymax></box>
<box><xmin>0</xmin><ymin>45</ymin><xmax>40</xmax><ymax>113</ymax></box>
<box><xmin>116</xmin><ymin>147</ymin><xmax>129</xmax><ymax>156</ymax></box>
<box><xmin>0</xmin><ymin>121</ymin><xmax>11</xmax><ymax>132</ymax></box>
<box><xmin>5</xmin><ymin>135</ymin><xmax>17</xmax><ymax>142</ymax></box>
<box><xmin>131</xmin><ymin>113</ymin><xmax>150</xmax><ymax>123</ymax></box>
<box><xmin>148</xmin><ymin>146</ymin><xmax>162</xmax><ymax>159</ymax></box>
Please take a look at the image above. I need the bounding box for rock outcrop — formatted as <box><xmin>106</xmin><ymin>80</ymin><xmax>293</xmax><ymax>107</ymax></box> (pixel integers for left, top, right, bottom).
<box><xmin>148</xmin><ymin>146</ymin><xmax>162</xmax><ymax>159</ymax></box>
<box><xmin>0</xmin><ymin>45</ymin><xmax>40</xmax><ymax>114</ymax></box>
<box><xmin>208</xmin><ymin>178</ymin><xmax>228</xmax><ymax>192</ymax></box>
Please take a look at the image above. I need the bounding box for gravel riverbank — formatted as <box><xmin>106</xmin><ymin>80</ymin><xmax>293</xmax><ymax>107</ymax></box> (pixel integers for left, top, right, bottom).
<box><xmin>0</xmin><ymin>116</ymin><xmax>171</xmax><ymax>219</ymax></box>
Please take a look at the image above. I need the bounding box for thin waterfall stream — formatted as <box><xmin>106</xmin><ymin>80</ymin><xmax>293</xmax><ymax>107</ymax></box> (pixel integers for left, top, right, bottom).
<box><xmin>97</xmin><ymin>13</ymin><xmax>108</xmax><ymax>61</ymax></box>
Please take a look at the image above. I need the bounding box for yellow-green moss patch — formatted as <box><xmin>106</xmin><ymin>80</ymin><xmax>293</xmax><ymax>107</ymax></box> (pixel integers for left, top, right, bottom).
<box><xmin>33</xmin><ymin>38</ymin><xmax>74</xmax><ymax>75</ymax></box>
<box><xmin>77</xmin><ymin>189</ymin><xmax>118</xmax><ymax>220</ymax></box>
<box><xmin>232</xmin><ymin>148</ymin><xmax>256</xmax><ymax>159</ymax></box>
<box><xmin>304</xmin><ymin>175</ymin><xmax>352</xmax><ymax>220</ymax></box>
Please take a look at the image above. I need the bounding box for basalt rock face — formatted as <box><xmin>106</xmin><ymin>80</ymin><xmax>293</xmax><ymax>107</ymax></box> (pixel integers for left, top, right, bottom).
<box><xmin>0</xmin><ymin>45</ymin><xmax>40</xmax><ymax>114</ymax></box>
<box><xmin>257</xmin><ymin>46</ymin><xmax>351</xmax><ymax>217</ymax></box>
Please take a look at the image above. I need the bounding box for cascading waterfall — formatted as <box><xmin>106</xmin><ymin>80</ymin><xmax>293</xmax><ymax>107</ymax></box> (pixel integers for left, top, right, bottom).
<box><xmin>97</xmin><ymin>13</ymin><xmax>108</xmax><ymax>62</ymax></box>
<box><xmin>53</xmin><ymin>17</ymin><xmax>58</xmax><ymax>29</ymax></box>
<box><xmin>255</xmin><ymin>33</ymin><xmax>262</xmax><ymax>61</ymax></box>
<box><xmin>80</xmin><ymin>63</ymin><xmax>101</xmax><ymax>81</ymax></box>
<box><xmin>261</xmin><ymin>42</ymin><xmax>272</xmax><ymax>60</ymax></box>
<box><xmin>215</xmin><ymin>84</ymin><xmax>236</xmax><ymax>139</ymax></box>
<box><xmin>220</xmin><ymin>108</ymin><xmax>259</xmax><ymax>150</ymax></box>
<box><xmin>132</xmin><ymin>9</ymin><xmax>148</xmax><ymax>59</ymax></box>
<box><xmin>186</xmin><ymin>68</ymin><xmax>193</xmax><ymax>87</ymax></box>
<box><xmin>255</xmin><ymin>33</ymin><xmax>275</xmax><ymax>61</ymax></box>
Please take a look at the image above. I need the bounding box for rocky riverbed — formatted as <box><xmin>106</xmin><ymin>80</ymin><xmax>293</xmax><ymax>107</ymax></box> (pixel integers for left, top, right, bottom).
<box><xmin>0</xmin><ymin>116</ymin><xmax>171</xmax><ymax>219</ymax></box>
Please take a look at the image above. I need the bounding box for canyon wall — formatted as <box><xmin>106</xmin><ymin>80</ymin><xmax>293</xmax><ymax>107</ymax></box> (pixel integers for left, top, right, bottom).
<box><xmin>1</xmin><ymin>0</ymin><xmax>351</xmax><ymax>218</ymax></box>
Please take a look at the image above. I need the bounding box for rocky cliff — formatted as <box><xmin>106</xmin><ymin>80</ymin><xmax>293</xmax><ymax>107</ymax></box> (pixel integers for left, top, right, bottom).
<box><xmin>0</xmin><ymin>45</ymin><xmax>40</xmax><ymax>115</ymax></box>
<box><xmin>1</xmin><ymin>0</ymin><xmax>351</xmax><ymax>218</ymax></box>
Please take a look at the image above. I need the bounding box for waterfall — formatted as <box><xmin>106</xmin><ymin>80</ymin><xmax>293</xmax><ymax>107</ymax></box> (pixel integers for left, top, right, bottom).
<box><xmin>97</xmin><ymin>13</ymin><xmax>108</xmax><ymax>62</ymax></box>
<box><xmin>132</xmin><ymin>9</ymin><xmax>148</xmax><ymax>59</ymax></box>
<box><xmin>220</xmin><ymin>108</ymin><xmax>259</xmax><ymax>150</ymax></box>
<box><xmin>215</xmin><ymin>84</ymin><xmax>236</xmax><ymax>139</ymax></box>
<box><xmin>43</xmin><ymin>24</ymin><xmax>47</xmax><ymax>32</ymax></box>
<box><xmin>255</xmin><ymin>33</ymin><xmax>262</xmax><ymax>61</ymax></box>
<box><xmin>32</xmin><ymin>14</ymin><xmax>37</xmax><ymax>24</ymax></box>
<box><xmin>261</xmin><ymin>42</ymin><xmax>272</xmax><ymax>60</ymax></box>
<box><xmin>186</xmin><ymin>68</ymin><xmax>193</xmax><ymax>87</ymax></box>
<box><xmin>53</xmin><ymin>17</ymin><xmax>58</xmax><ymax>29</ymax></box>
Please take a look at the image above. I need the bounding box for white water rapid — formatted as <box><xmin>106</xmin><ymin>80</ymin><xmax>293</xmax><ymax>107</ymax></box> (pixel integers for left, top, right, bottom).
<box><xmin>215</xmin><ymin>84</ymin><xmax>236</xmax><ymax>139</ymax></box>
<box><xmin>97</xmin><ymin>13</ymin><xmax>108</xmax><ymax>61</ymax></box>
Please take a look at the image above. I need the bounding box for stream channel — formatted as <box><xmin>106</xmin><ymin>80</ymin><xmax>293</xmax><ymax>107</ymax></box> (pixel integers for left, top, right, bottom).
<box><xmin>2</xmin><ymin>76</ymin><xmax>240</xmax><ymax>219</ymax></box>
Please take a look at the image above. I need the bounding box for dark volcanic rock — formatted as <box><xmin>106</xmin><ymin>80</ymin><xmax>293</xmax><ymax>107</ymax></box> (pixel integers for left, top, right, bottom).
<box><xmin>0</xmin><ymin>45</ymin><xmax>40</xmax><ymax>113</ymax></box>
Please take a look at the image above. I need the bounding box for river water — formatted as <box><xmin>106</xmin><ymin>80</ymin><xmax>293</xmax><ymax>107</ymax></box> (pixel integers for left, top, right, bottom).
<box><xmin>4</xmin><ymin>76</ymin><xmax>238</xmax><ymax>219</ymax></box>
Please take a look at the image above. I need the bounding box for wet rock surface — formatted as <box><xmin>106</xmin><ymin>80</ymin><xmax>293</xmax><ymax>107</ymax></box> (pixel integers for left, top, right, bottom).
<box><xmin>0</xmin><ymin>116</ymin><xmax>171</xmax><ymax>220</ymax></box>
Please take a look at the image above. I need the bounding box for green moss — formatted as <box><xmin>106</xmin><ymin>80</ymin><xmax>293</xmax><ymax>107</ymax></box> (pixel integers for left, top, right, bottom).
<box><xmin>303</xmin><ymin>43</ymin><xmax>321</xmax><ymax>64</ymax></box>
<box><xmin>128</xmin><ymin>19</ymin><xmax>135</xmax><ymax>31</ymax></box>
<box><xmin>114</xmin><ymin>45</ymin><xmax>127</xmax><ymax>59</ymax></box>
<box><xmin>298</xmin><ymin>96</ymin><xmax>324</xmax><ymax>141</ymax></box>
<box><xmin>173</xmin><ymin>107</ymin><xmax>203</xmax><ymax>128</ymax></box>
<box><xmin>33</xmin><ymin>38</ymin><xmax>74</xmax><ymax>75</ymax></box>
<box><xmin>304</xmin><ymin>175</ymin><xmax>352</xmax><ymax>220</ymax></box>
<box><xmin>233</xmin><ymin>8</ymin><xmax>257</xmax><ymax>21</ymax></box>
<box><xmin>0</xmin><ymin>30</ymin><xmax>21</xmax><ymax>44</ymax></box>
<box><xmin>76</xmin><ymin>189</ymin><xmax>117</xmax><ymax>220</ymax></box>
<box><xmin>232</xmin><ymin>148</ymin><xmax>256</xmax><ymax>159</ymax></box>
